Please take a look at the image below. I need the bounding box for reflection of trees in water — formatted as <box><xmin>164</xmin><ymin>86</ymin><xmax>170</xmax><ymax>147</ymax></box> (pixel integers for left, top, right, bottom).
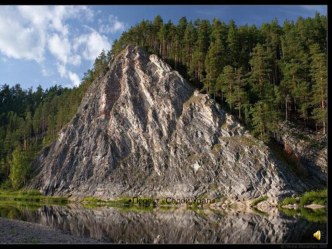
<box><xmin>0</xmin><ymin>205</ymin><xmax>326</xmax><ymax>243</ymax></box>
<box><xmin>279</xmin><ymin>207</ymin><xmax>327</xmax><ymax>223</ymax></box>
<box><xmin>0</xmin><ymin>205</ymin><xmax>28</xmax><ymax>220</ymax></box>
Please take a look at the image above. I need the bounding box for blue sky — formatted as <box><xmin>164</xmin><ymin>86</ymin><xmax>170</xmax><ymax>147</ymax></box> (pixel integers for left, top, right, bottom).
<box><xmin>0</xmin><ymin>5</ymin><xmax>327</xmax><ymax>91</ymax></box>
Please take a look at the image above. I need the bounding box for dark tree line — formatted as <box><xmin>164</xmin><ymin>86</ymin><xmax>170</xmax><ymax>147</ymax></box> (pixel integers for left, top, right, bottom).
<box><xmin>111</xmin><ymin>14</ymin><xmax>327</xmax><ymax>141</ymax></box>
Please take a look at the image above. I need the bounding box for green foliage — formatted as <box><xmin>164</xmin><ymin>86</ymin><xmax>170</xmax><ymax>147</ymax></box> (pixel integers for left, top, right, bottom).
<box><xmin>279</xmin><ymin>189</ymin><xmax>327</xmax><ymax>223</ymax></box>
<box><xmin>0</xmin><ymin>179</ymin><xmax>12</xmax><ymax>190</ymax></box>
<box><xmin>299</xmin><ymin>189</ymin><xmax>327</xmax><ymax>206</ymax></box>
<box><xmin>250</xmin><ymin>195</ymin><xmax>268</xmax><ymax>207</ymax></box>
<box><xmin>249</xmin><ymin>43</ymin><xmax>272</xmax><ymax>100</ymax></box>
<box><xmin>186</xmin><ymin>202</ymin><xmax>201</xmax><ymax>211</ymax></box>
<box><xmin>0</xmin><ymin>50</ymin><xmax>109</xmax><ymax>188</ymax></box>
<box><xmin>113</xmin><ymin>204</ymin><xmax>154</xmax><ymax>213</ymax></box>
<box><xmin>251</xmin><ymin>206</ymin><xmax>269</xmax><ymax>216</ymax></box>
<box><xmin>309</xmin><ymin>43</ymin><xmax>327</xmax><ymax>134</ymax></box>
<box><xmin>250</xmin><ymin>101</ymin><xmax>270</xmax><ymax>142</ymax></box>
<box><xmin>82</xmin><ymin>196</ymin><xmax>103</xmax><ymax>203</ymax></box>
<box><xmin>9</xmin><ymin>149</ymin><xmax>30</xmax><ymax>189</ymax></box>
<box><xmin>279</xmin><ymin>189</ymin><xmax>327</xmax><ymax>207</ymax></box>
<box><xmin>280</xmin><ymin>196</ymin><xmax>298</xmax><ymax>206</ymax></box>
<box><xmin>217</xmin><ymin>66</ymin><xmax>248</xmax><ymax>117</ymax></box>
<box><xmin>204</xmin><ymin>19</ymin><xmax>225</xmax><ymax>96</ymax></box>
<box><xmin>110</xmin><ymin>14</ymin><xmax>326</xmax><ymax>141</ymax></box>
<box><xmin>278</xmin><ymin>207</ymin><xmax>299</xmax><ymax>217</ymax></box>
<box><xmin>0</xmin><ymin>189</ymin><xmax>67</xmax><ymax>204</ymax></box>
<box><xmin>0</xmin><ymin>14</ymin><xmax>327</xmax><ymax>189</ymax></box>
<box><xmin>83</xmin><ymin>196</ymin><xmax>139</xmax><ymax>207</ymax></box>
<box><xmin>299</xmin><ymin>207</ymin><xmax>327</xmax><ymax>223</ymax></box>
<box><xmin>279</xmin><ymin>206</ymin><xmax>326</xmax><ymax>223</ymax></box>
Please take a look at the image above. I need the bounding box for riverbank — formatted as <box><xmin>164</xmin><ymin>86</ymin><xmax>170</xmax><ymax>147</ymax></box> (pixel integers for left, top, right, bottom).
<box><xmin>0</xmin><ymin>217</ymin><xmax>100</xmax><ymax>244</ymax></box>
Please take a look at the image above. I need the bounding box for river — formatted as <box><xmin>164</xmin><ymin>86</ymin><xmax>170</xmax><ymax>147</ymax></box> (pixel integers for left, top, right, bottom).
<box><xmin>0</xmin><ymin>203</ymin><xmax>327</xmax><ymax>244</ymax></box>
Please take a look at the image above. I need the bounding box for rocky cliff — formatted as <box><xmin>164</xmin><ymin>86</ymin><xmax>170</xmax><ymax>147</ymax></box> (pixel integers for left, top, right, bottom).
<box><xmin>28</xmin><ymin>45</ymin><xmax>321</xmax><ymax>200</ymax></box>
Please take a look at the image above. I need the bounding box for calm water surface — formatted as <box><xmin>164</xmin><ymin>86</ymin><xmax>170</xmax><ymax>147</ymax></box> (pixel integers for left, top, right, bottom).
<box><xmin>0</xmin><ymin>204</ymin><xmax>327</xmax><ymax>244</ymax></box>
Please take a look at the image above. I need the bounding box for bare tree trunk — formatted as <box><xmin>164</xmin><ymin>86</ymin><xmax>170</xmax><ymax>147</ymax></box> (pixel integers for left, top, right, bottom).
<box><xmin>285</xmin><ymin>94</ymin><xmax>289</xmax><ymax>122</ymax></box>
<box><xmin>322</xmin><ymin>99</ymin><xmax>326</xmax><ymax>134</ymax></box>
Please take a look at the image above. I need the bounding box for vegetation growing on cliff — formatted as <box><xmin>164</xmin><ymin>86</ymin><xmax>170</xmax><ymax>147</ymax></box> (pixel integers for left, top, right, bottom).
<box><xmin>0</xmin><ymin>14</ymin><xmax>327</xmax><ymax>190</ymax></box>
<box><xmin>111</xmin><ymin>14</ymin><xmax>327</xmax><ymax>139</ymax></box>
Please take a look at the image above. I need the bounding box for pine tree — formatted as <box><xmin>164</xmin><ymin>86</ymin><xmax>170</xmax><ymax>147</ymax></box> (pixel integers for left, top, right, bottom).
<box><xmin>21</xmin><ymin>111</ymin><xmax>33</xmax><ymax>151</ymax></box>
<box><xmin>261</xmin><ymin>19</ymin><xmax>282</xmax><ymax>85</ymax></box>
<box><xmin>310</xmin><ymin>43</ymin><xmax>327</xmax><ymax>134</ymax></box>
<box><xmin>183</xmin><ymin>21</ymin><xmax>197</xmax><ymax>79</ymax></box>
<box><xmin>9</xmin><ymin>149</ymin><xmax>30</xmax><ymax>189</ymax></box>
<box><xmin>204</xmin><ymin>19</ymin><xmax>224</xmax><ymax>98</ymax></box>
<box><xmin>192</xmin><ymin>20</ymin><xmax>211</xmax><ymax>84</ymax></box>
<box><xmin>232</xmin><ymin>68</ymin><xmax>248</xmax><ymax>119</ymax></box>
<box><xmin>153</xmin><ymin>15</ymin><xmax>164</xmax><ymax>54</ymax></box>
<box><xmin>251</xmin><ymin>101</ymin><xmax>269</xmax><ymax>142</ymax></box>
<box><xmin>250</xmin><ymin>100</ymin><xmax>279</xmax><ymax>143</ymax></box>
<box><xmin>226</xmin><ymin>20</ymin><xmax>241</xmax><ymax>67</ymax></box>
<box><xmin>217</xmin><ymin>65</ymin><xmax>235</xmax><ymax>111</ymax></box>
<box><xmin>248</xmin><ymin>43</ymin><xmax>272</xmax><ymax>100</ymax></box>
<box><xmin>177</xmin><ymin>17</ymin><xmax>188</xmax><ymax>65</ymax></box>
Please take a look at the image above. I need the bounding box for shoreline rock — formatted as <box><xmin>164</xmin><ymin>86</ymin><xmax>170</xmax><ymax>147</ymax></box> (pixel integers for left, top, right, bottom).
<box><xmin>0</xmin><ymin>217</ymin><xmax>100</xmax><ymax>244</ymax></box>
<box><xmin>304</xmin><ymin>204</ymin><xmax>326</xmax><ymax>209</ymax></box>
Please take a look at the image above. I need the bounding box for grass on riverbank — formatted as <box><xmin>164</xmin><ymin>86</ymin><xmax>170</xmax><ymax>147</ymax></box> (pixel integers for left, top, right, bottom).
<box><xmin>82</xmin><ymin>196</ymin><xmax>212</xmax><ymax>212</ymax></box>
<box><xmin>82</xmin><ymin>196</ymin><xmax>140</xmax><ymax>208</ymax></box>
<box><xmin>278</xmin><ymin>189</ymin><xmax>327</xmax><ymax>223</ymax></box>
<box><xmin>0</xmin><ymin>189</ymin><xmax>67</xmax><ymax>205</ymax></box>
<box><xmin>279</xmin><ymin>189</ymin><xmax>327</xmax><ymax>207</ymax></box>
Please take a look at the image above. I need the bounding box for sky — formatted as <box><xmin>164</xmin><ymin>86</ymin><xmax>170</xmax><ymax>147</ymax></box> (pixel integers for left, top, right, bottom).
<box><xmin>0</xmin><ymin>5</ymin><xmax>327</xmax><ymax>91</ymax></box>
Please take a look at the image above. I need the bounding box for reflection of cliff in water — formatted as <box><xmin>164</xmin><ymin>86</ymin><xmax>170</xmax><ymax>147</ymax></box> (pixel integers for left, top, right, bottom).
<box><xmin>0</xmin><ymin>205</ymin><xmax>326</xmax><ymax>243</ymax></box>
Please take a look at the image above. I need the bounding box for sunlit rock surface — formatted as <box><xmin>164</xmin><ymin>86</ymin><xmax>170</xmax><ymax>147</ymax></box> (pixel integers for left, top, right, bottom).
<box><xmin>28</xmin><ymin>45</ymin><xmax>322</xmax><ymax>200</ymax></box>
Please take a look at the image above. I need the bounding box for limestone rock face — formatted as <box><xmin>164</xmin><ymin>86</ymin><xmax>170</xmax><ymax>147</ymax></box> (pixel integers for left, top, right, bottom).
<box><xmin>28</xmin><ymin>45</ymin><xmax>321</xmax><ymax>200</ymax></box>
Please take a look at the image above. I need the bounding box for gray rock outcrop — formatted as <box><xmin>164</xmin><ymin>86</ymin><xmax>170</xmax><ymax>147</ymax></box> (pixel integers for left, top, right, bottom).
<box><xmin>28</xmin><ymin>45</ymin><xmax>321</xmax><ymax>200</ymax></box>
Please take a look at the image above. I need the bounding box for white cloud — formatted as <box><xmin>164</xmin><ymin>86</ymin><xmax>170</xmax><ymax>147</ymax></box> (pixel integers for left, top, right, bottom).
<box><xmin>79</xmin><ymin>6</ymin><xmax>94</xmax><ymax>22</ymax></box>
<box><xmin>99</xmin><ymin>15</ymin><xmax>126</xmax><ymax>34</ymax></box>
<box><xmin>68</xmin><ymin>71</ymin><xmax>81</xmax><ymax>87</ymax></box>
<box><xmin>57</xmin><ymin>63</ymin><xmax>81</xmax><ymax>87</ymax></box>
<box><xmin>0</xmin><ymin>6</ymin><xmax>126</xmax><ymax>88</ymax></box>
<box><xmin>17</xmin><ymin>6</ymin><xmax>55</xmax><ymax>31</ymax></box>
<box><xmin>57</xmin><ymin>64</ymin><xmax>67</xmax><ymax>78</ymax></box>
<box><xmin>71</xmin><ymin>55</ymin><xmax>82</xmax><ymax>66</ymax></box>
<box><xmin>48</xmin><ymin>34</ymin><xmax>71</xmax><ymax>64</ymax></box>
<box><xmin>0</xmin><ymin>6</ymin><xmax>45</xmax><ymax>62</ymax></box>
<box><xmin>74</xmin><ymin>31</ymin><xmax>112</xmax><ymax>61</ymax></box>
<box><xmin>17</xmin><ymin>5</ymin><xmax>94</xmax><ymax>36</ymax></box>
<box><xmin>84</xmin><ymin>31</ymin><xmax>112</xmax><ymax>61</ymax></box>
<box><xmin>0</xmin><ymin>6</ymin><xmax>97</xmax><ymax>65</ymax></box>
<box><xmin>41</xmin><ymin>67</ymin><xmax>51</xmax><ymax>77</ymax></box>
